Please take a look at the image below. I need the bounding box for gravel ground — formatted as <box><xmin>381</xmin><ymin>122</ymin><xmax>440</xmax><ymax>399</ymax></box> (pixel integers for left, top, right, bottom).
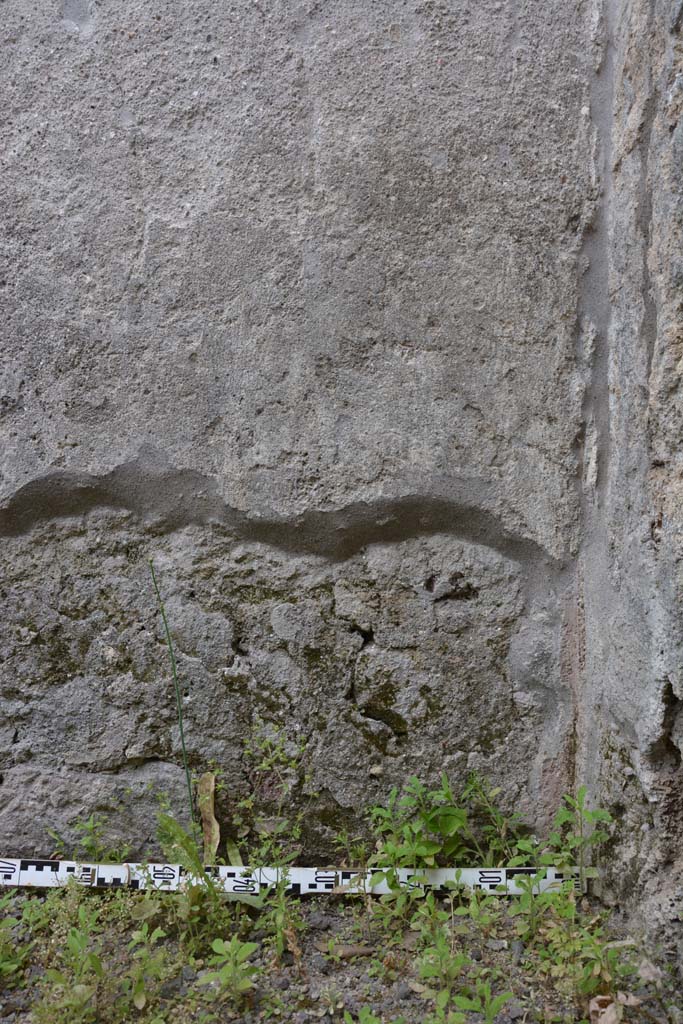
<box><xmin>2</xmin><ymin>888</ymin><xmax>679</xmax><ymax>1024</ymax></box>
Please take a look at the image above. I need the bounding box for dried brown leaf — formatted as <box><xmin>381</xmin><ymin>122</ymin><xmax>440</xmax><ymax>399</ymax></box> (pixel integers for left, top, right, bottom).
<box><xmin>197</xmin><ymin>772</ymin><xmax>220</xmax><ymax>865</ymax></box>
<box><xmin>589</xmin><ymin>995</ymin><xmax>614</xmax><ymax>1024</ymax></box>
<box><xmin>638</xmin><ymin>958</ymin><xmax>665</xmax><ymax>984</ymax></box>
<box><xmin>616</xmin><ymin>992</ymin><xmax>642</xmax><ymax>1007</ymax></box>
<box><xmin>328</xmin><ymin>942</ymin><xmax>374</xmax><ymax>959</ymax></box>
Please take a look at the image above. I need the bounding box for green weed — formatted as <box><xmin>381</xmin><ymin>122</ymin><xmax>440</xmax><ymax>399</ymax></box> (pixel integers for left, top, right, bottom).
<box><xmin>35</xmin><ymin>903</ymin><xmax>104</xmax><ymax>1024</ymax></box>
<box><xmin>156</xmin><ymin>810</ymin><xmax>261</xmax><ymax>954</ymax></box>
<box><xmin>119</xmin><ymin>921</ymin><xmax>170</xmax><ymax>1014</ymax></box>
<box><xmin>260</xmin><ymin>875</ymin><xmax>305</xmax><ymax>966</ymax></box>
<box><xmin>0</xmin><ymin>891</ymin><xmax>33</xmax><ymax>989</ymax></box>
<box><xmin>452</xmin><ymin>980</ymin><xmax>514</xmax><ymax>1024</ymax></box>
<box><xmin>232</xmin><ymin>716</ymin><xmax>311</xmax><ymax>867</ymax></box>
<box><xmin>545</xmin><ymin>785</ymin><xmax>613</xmax><ymax>889</ymax></box>
<box><xmin>197</xmin><ymin>934</ymin><xmax>261</xmax><ymax>1007</ymax></box>
<box><xmin>48</xmin><ymin>811</ymin><xmax>131</xmax><ymax>863</ymax></box>
<box><xmin>452</xmin><ymin>888</ymin><xmax>501</xmax><ymax>939</ymax></box>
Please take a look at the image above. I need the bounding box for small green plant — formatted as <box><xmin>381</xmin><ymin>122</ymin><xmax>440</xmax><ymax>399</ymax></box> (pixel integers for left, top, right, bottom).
<box><xmin>156</xmin><ymin>809</ymin><xmax>208</xmax><ymax>882</ymax></box>
<box><xmin>545</xmin><ymin>786</ymin><xmax>613</xmax><ymax>888</ymax></box>
<box><xmin>417</xmin><ymin>939</ymin><xmax>471</xmax><ymax>1006</ymax></box>
<box><xmin>343</xmin><ymin>1009</ymin><xmax>383</xmax><ymax>1024</ymax></box>
<box><xmin>370</xmin><ymin>880</ymin><xmax>428</xmax><ymax>939</ymax></box>
<box><xmin>507</xmin><ymin>869</ymin><xmax>556</xmax><ymax>941</ymax></box>
<box><xmin>232</xmin><ymin>716</ymin><xmax>313</xmax><ymax>867</ymax></box>
<box><xmin>197</xmin><ymin>935</ymin><xmax>261</xmax><ymax>1007</ymax></box>
<box><xmin>20</xmin><ymin>893</ymin><xmax>55</xmax><ymax>936</ymax></box>
<box><xmin>574</xmin><ymin>927</ymin><xmax>637</xmax><ymax>997</ymax></box>
<box><xmin>36</xmin><ymin>903</ymin><xmax>104</xmax><ymax>1024</ymax></box>
<box><xmin>0</xmin><ymin>891</ymin><xmax>33</xmax><ymax>988</ymax></box>
<box><xmin>335</xmin><ymin>829</ymin><xmax>371</xmax><ymax>871</ymax></box>
<box><xmin>406</xmin><ymin>892</ymin><xmax>473</xmax><ymax>1021</ymax></box>
<box><xmin>368</xmin><ymin>772</ymin><xmax>529</xmax><ymax>879</ymax></box>
<box><xmin>452</xmin><ymin>980</ymin><xmax>514</xmax><ymax>1024</ymax></box>
<box><xmin>119</xmin><ymin>921</ymin><xmax>169</xmax><ymax>1013</ymax></box>
<box><xmin>423</xmin><ymin>1008</ymin><xmax>466</xmax><ymax>1024</ymax></box>
<box><xmin>318</xmin><ymin>986</ymin><xmax>345</xmax><ymax>1016</ymax></box>
<box><xmin>461</xmin><ymin>774</ymin><xmax>524</xmax><ymax>864</ymax></box>
<box><xmin>48</xmin><ymin>811</ymin><xmax>131</xmax><ymax>863</ymax></box>
<box><xmin>369</xmin><ymin>775</ymin><xmax>469</xmax><ymax>871</ymax></box>
<box><xmin>452</xmin><ymin>888</ymin><xmax>501</xmax><ymax>939</ymax></box>
<box><xmin>261</xmin><ymin>875</ymin><xmax>304</xmax><ymax>966</ymax></box>
<box><xmin>366</xmin><ymin>774</ymin><xmax>516</xmax><ymax>940</ymax></box>
<box><xmin>156</xmin><ymin>811</ymin><xmax>261</xmax><ymax>954</ymax></box>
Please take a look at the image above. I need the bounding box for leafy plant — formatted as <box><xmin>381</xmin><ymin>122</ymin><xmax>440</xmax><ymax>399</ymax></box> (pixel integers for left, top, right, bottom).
<box><xmin>20</xmin><ymin>892</ymin><xmax>56</xmax><ymax>936</ymax></box>
<box><xmin>461</xmin><ymin>774</ymin><xmax>524</xmax><ymax>864</ymax></box>
<box><xmin>119</xmin><ymin>921</ymin><xmax>169</xmax><ymax>1013</ymax></box>
<box><xmin>417</xmin><ymin>939</ymin><xmax>470</xmax><ymax>1006</ymax></box>
<box><xmin>156</xmin><ymin>811</ymin><xmax>261</xmax><ymax>954</ymax></box>
<box><xmin>545</xmin><ymin>785</ymin><xmax>613</xmax><ymax>888</ymax></box>
<box><xmin>574</xmin><ymin>928</ymin><xmax>637</xmax><ymax>997</ymax></box>
<box><xmin>232</xmin><ymin>717</ymin><xmax>312</xmax><ymax>867</ymax></box>
<box><xmin>452</xmin><ymin>980</ymin><xmax>514</xmax><ymax>1024</ymax></box>
<box><xmin>343</xmin><ymin>1009</ymin><xmax>388</xmax><ymax>1024</ymax></box>
<box><xmin>197</xmin><ymin>935</ymin><xmax>261</xmax><ymax>1007</ymax></box>
<box><xmin>507</xmin><ymin>869</ymin><xmax>557</xmax><ymax>941</ymax></box>
<box><xmin>334</xmin><ymin>829</ymin><xmax>371</xmax><ymax>872</ymax></box>
<box><xmin>366</xmin><ymin>773</ymin><xmax>515</xmax><ymax>939</ymax></box>
<box><xmin>48</xmin><ymin>811</ymin><xmax>131</xmax><ymax>863</ymax></box>
<box><xmin>366</xmin><ymin>949</ymin><xmax>407</xmax><ymax>983</ymax></box>
<box><xmin>368</xmin><ymin>772</ymin><xmax>529</xmax><ymax>878</ymax></box>
<box><xmin>423</xmin><ymin>1006</ymin><xmax>466</xmax><ymax>1024</ymax></box>
<box><xmin>36</xmin><ymin>904</ymin><xmax>104</xmax><ymax>1024</ymax></box>
<box><xmin>452</xmin><ymin>888</ymin><xmax>501</xmax><ymax>939</ymax></box>
<box><xmin>260</xmin><ymin>875</ymin><xmax>304</xmax><ymax>966</ymax></box>
<box><xmin>0</xmin><ymin>891</ymin><xmax>33</xmax><ymax>988</ymax></box>
<box><xmin>369</xmin><ymin>775</ymin><xmax>469</xmax><ymax>872</ymax></box>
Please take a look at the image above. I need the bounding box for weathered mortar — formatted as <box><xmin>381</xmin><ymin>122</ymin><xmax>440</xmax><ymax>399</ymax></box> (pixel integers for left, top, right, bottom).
<box><xmin>0</xmin><ymin>0</ymin><xmax>681</xmax><ymax>952</ymax></box>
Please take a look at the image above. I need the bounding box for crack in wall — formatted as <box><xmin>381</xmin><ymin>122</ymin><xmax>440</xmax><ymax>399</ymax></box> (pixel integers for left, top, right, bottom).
<box><xmin>575</xmin><ymin>0</ymin><xmax>616</xmax><ymax>514</ymax></box>
<box><xmin>647</xmin><ymin>679</ymin><xmax>683</xmax><ymax>768</ymax></box>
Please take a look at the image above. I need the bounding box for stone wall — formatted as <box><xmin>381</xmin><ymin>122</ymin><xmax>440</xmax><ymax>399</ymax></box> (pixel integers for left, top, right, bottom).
<box><xmin>0</xmin><ymin>0</ymin><xmax>680</xmax><ymax>952</ymax></box>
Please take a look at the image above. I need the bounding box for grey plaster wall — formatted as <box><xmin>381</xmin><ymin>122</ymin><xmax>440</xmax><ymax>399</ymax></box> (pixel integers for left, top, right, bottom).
<box><xmin>0</xmin><ymin>0</ymin><xmax>681</xmax><ymax>951</ymax></box>
<box><xmin>577</xmin><ymin>0</ymin><xmax>683</xmax><ymax>956</ymax></box>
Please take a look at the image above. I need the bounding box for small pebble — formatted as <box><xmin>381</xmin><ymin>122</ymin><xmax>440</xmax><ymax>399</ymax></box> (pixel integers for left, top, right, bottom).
<box><xmin>308</xmin><ymin>910</ymin><xmax>333</xmax><ymax>930</ymax></box>
<box><xmin>395</xmin><ymin>981</ymin><xmax>413</xmax><ymax>1000</ymax></box>
<box><xmin>273</xmin><ymin>975</ymin><xmax>290</xmax><ymax>991</ymax></box>
<box><xmin>310</xmin><ymin>953</ymin><xmax>331</xmax><ymax>974</ymax></box>
<box><xmin>486</xmin><ymin>938</ymin><xmax>508</xmax><ymax>951</ymax></box>
<box><xmin>508</xmin><ymin>1001</ymin><xmax>525</xmax><ymax>1020</ymax></box>
<box><xmin>511</xmin><ymin>939</ymin><xmax>525</xmax><ymax>963</ymax></box>
<box><xmin>159</xmin><ymin>977</ymin><xmax>184</xmax><ymax>999</ymax></box>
